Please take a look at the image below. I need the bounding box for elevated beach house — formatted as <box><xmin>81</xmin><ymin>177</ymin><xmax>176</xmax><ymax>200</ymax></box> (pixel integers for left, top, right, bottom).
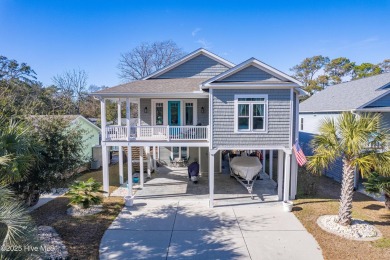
<box><xmin>92</xmin><ymin>49</ymin><xmax>305</xmax><ymax>207</ymax></box>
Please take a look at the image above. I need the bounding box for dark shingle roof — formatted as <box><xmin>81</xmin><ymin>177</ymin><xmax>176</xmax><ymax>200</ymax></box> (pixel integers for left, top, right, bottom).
<box><xmin>300</xmin><ymin>73</ymin><xmax>390</xmax><ymax>112</ymax></box>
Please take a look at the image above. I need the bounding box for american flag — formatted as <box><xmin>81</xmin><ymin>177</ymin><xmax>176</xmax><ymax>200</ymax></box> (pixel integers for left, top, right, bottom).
<box><xmin>292</xmin><ymin>140</ymin><xmax>307</xmax><ymax>166</ymax></box>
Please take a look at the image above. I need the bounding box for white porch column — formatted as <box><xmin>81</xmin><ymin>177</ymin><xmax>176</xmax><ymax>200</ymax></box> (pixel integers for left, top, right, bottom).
<box><xmin>127</xmin><ymin>145</ymin><xmax>133</xmax><ymax>196</ymax></box>
<box><xmin>290</xmin><ymin>153</ymin><xmax>298</xmax><ymax>199</ymax></box>
<box><xmin>153</xmin><ymin>146</ymin><xmax>157</xmax><ymax>172</ymax></box>
<box><xmin>140</xmin><ymin>146</ymin><xmax>144</xmax><ymax>189</ymax></box>
<box><xmin>283</xmin><ymin>150</ymin><xmax>292</xmax><ymax>202</ymax></box>
<box><xmin>269</xmin><ymin>150</ymin><xmax>273</xmax><ymax>180</ymax></box>
<box><xmin>126</xmin><ymin>98</ymin><xmax>131</xmax><ymax>141</ymax></box>
<box><xmin>209</xmin><ymin>151</ymin><xmax>215</xmax><ymax>208</ymax></box>
<box><xmin>119</xmin><ymin>146</ymin><xmax>124</xmax><ymax>184</ymax></box>
<box><xmin>102</xmin><ymin>145</ymin><xmax>110</xmax><ymax>196</ymax></box>
<box><xmin>262</xmin><ymin>149</ymin><xmax>266</xmax><ymax>174</ymax></box>
<box><xmin>146</xmin><ymin>146</ymin><xmax>151</xmax><ymax>178</ymax></box>
<box><xmin>117</xmin><ymin>99</ymin><xmax>122</xmax><ymax>125</ymax></box>
<box><xmin>100</xmin><ymin>98</ymin><xmax>106</xmax><ymax>141</ymax></box>
<box><xmin>198</xmin><ymin>147</ymin><xmax>202</xmax><ymax>173</ymax></box>
<box><xmin>277</xmin><ymin>150</ymin><xmax>284</xmax><ymax>200</ymax></box>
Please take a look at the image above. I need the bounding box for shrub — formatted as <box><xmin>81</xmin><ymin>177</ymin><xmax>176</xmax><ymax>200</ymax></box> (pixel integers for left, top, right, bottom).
<box><xmin>68</xmin><ymin>178</ymin><xmax>103</xmax><ymax>209</ymax></box>
<box><xmin>297</xmin><ymin>167</ymin><xmax>319</xmax><ymax>197</ymax></box>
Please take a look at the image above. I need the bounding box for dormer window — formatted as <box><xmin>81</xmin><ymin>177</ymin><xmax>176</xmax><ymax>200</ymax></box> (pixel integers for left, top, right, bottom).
<box><xmin>234</xmin><ymin>94</ymin><xmax>268</xmax><ymax>133</ymax></box>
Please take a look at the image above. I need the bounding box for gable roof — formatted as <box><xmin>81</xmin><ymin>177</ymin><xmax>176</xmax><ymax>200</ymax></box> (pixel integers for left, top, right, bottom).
<box><xmin>202</xmin><ymin>58</ymin><xmax>302</xmax><ymax>87</ymax></box>
<box><xmin>142</xmin><ymin>48</ymin><xmax>235</xmax><ymax>80</ymax></box>
<box><xmin>300</xmin><ymin>73</ymin><xmax>390</xmax><ymax>113</ymax></box>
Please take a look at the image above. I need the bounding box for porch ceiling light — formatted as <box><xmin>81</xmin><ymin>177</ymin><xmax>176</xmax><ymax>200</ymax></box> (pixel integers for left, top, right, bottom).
<box><xmin>144</xmin><ymin>107</ymin><xmax>148</xmax><ymax>113</ymax></box>
<box><xmin>201</xmin><ymin>107</ymin><xmax>205</xmax><ymax>113</ymax></box>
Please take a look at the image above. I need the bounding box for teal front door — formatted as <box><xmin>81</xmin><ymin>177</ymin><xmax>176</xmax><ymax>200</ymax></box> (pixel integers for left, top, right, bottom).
<box><xmin>168</xmin><ymin>101</ymin><xmax>180</xmax><ymax>126</ymax></box>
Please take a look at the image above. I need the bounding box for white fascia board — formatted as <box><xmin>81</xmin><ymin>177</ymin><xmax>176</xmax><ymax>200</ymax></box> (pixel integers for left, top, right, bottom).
<box><xmin>356</xmin><ymin>108</ymin><xmax>390</xmax><ymax>112</ymax></box>
<box><xmin>102</xmin><ymin>141</ymin><xmax>210</xmax><ymax>147</ymax></box>
<box><xmin>356</xmin><ymin>89</ymin><xmax>390</xmax><ymax>110</ymax></box>
<box><xmin>202</xmin><ymin>58</ymin><xmax>303</xmax><ymax>88</ymax></box>
<box><xmin>142</xmin><ymin>48</ymin><xmax>235</xmax><ymax>80</ymax></box>
<box><xmin>299</xmin><ymin>110</ymin><xmax>345</xmax><ymax>114</ymax></box>
<box><xmin>203</xmin><ymin>84</ymin><xmax>299</xmax><ymax>89</ymax></box>
<box><xmin>92</xmin><ymin>92</ymin><xmax>209</xmax><ymax>99</ymax></box>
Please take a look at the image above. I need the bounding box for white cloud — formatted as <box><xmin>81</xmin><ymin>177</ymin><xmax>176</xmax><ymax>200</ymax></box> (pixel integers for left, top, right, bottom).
<box><xmin>196</xmin><ymin>38</ymin><xmax>212</xmax><ymax>49</ymax></box>
<box><xmin>192</xmin><ymin>28</ymin><xmax>201</xmax><ymax>37</ymax></box>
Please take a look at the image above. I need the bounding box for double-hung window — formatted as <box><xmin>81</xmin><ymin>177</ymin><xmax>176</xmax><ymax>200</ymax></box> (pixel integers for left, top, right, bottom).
<box><xmin>235</xmin><ymin>95</ymin><xmax>267</xmax><ymax>132</ymax></box>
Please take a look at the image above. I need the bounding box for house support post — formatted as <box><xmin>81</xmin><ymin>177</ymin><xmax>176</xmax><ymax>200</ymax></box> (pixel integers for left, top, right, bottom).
<box><xmin>102</xmin><ymin>145</ymin><xmax>110</xmax><ymax>196</ymax></box>
<box><xmin>119</xmin><ymin>146</ymin><xmax>124</xmax><ymax>184</ymax></box>
<box><xmin>277</xmin><ymin>150</ymin><xmax>284</xmax><ymax>200</ymax></box>
<box><xmin>290</xmin><ymin>153</ymin><xmax>298</xmax><ymax>199</ymax></box>
<box><xmin>262</xmin><ymin>149</ymin><xmax>266</xmax><ymax>174</ymax></box>
<box><xmin>153</xmin><ymin>146</ymin><xmax>157</xmax><ymax>172</ymax></box>
<box><xmin>140</xmin><ymin>146</ymin><xmax>144</xmax><ymax>189</ymax></box>
<box><xmin>209</xmin><ymin>150</ymin><xmax>216</xmax><ymax>208</ymax></box>
<box><xmin>198</xmin><ymin>147</ymin><xmax>201</xmax><ymax>173</ymax></box>
<box><xmin>283</xmin><ymin>150</ymin><xmax>292</xmax><ymax>201</ymax></box>
<box><xmin>146</xmin><ymin>146</ymin><xmax>151</xmax><ymax>178</ymax></box>
<box><xmin>269</xmin><ymin>150</ymin><xmax>273</xmax><ymax>180</ymax></box>
<box><xmin>127</xmin><ymin>145</ymin><xmax>133</xmax><ymax>195</ymax></box>
<box><xmin>100</xmin><ymin>98</ymin><xmax>106</xmax><ymax>141</ymax></box>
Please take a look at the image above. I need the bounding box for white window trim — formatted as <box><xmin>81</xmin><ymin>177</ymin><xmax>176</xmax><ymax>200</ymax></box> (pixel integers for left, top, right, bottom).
<box><xmin>151</xmin><ymin>99</ymin><xmax>197</xmax><ymax>126</ymax></box>
<box><xmin>234</xmin><ymin>94</ymin><xmax>268</xmax><ymax>133</ymax></box>
<box><xmin>171</xmin><ymin>146</ymin><xmax>190</xmax><ymax>160</ymax></box>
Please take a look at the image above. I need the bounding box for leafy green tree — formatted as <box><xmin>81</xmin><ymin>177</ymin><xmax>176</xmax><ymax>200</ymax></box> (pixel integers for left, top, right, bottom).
<box><xmin>307</xmin><ymin>112</ymin><xmax>390</xmax><ymax>225</ymax></box>
<box><xmin>379</xmin><ymin>59</ymin><xmax>390</xmax><ymax>73</ymax></box>
<box><xmin>0</xmin><ymin>55</ymin><xmax>37</xmax><ymax>83</ymax></box>
<box><xmin>364</xmin><ymin>172</ymin><xmax>390</xmax><ymax>209</ymax></box>
<box><xmin>16</xmin><ymin>117</ymin><xmax>87</xmax><ymax>196</ymax></box>
<box><xmin>352</xmin><ymin>63</ymin><xmax>382</xmax><ymax>79</ymax></box>
<box><xmin>325</xmin><ymin>57</ymin><xmax>355</xmax><ymax>84</ymax></box>
<box><xmin>290</xmin><ymin>55</ymin><xmax>330</xmax><ymax>95</ymax></box>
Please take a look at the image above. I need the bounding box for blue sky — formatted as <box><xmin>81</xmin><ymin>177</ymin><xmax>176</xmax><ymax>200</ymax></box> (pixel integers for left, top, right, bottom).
<box><xmin>1</xmin><ymin>0</ymin><xmax>389</xmax><ymax>87</ymax></box>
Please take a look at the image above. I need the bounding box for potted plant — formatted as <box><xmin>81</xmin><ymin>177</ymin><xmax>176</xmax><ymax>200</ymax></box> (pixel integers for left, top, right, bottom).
<box><xmin>283</xmin><ymin>200</ymin><xmax>294</xmax><ymax>212</ymax></box>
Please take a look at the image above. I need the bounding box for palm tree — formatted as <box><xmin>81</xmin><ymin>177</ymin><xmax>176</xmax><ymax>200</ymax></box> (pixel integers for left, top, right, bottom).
<box><xmin>364</xmin><ymin>172</ymin><xmax>390</xmax><ymax>209</ymax></box>
<box><xmin>0</xmin><ymin>186</ymin><xmax>41</xmax><ymax>259</ymax></box>
<box><xmin>307</xmin><ymin>112</ymin><xmax>390</xmax><ymax>226</ymax></box>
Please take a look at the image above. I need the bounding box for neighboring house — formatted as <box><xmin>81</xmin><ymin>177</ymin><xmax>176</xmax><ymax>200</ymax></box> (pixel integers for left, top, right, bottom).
<box><xmin>31</xmin><ymin>115</ymin><xmax>101</xmax><ymax>162</ymax></box>
<box><xmin>92</xmin><ymin>48</ymin><xmax>306</xmax><ymax>207</ymax></box>
<box><xmin>299</xmin><ymin>73</ymin><xmax>390</xmax><ymax>182</ymax></box>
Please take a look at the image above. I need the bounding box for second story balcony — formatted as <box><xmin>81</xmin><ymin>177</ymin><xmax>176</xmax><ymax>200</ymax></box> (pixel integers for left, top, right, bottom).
<box><xmin>105</xmin><ymin>125</ymin><xmax>209</xmax><ymax>142</ymax></box>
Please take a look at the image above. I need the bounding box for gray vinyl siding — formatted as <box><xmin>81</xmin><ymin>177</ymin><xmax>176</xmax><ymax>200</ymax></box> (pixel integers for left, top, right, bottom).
<box><xmin>218</xmin><ymin>66</ymin><xmax>283</xmax><ymax>82</ymax></box>
<box><xmin>197</xmin><ymin>98</ymin><xmax>209</xmax><ymax>126</ymax></box>
<box><xmin>293</xmin><ymin>92</ymin><xmax>298</xmax><ymax>141</ymax></box>
<box><xmin>155</xmin><ymin>54</ymin><xmax>229</xmax><ymax>79</ymax></box>
<box><xmin>382</xmin><ymin>112</ymin><xmax>390</xmax><ymax>130</ymax></box>
<box><xmin>365</xmin><ymin>93</ymin><xmax>390</xmax><ymax>108</ymax></box>
<box><xmin>212</xmin><ymin>89</ymin><xmax>292</xmax><ymax>149</ymax></box>
<box><xmin>140</xmin><ymin>98</ymin><xmax>152</xmax><ymax>126</ymax></box>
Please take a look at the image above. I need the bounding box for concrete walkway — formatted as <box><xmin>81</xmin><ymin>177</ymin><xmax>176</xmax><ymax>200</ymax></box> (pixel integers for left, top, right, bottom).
<box><xmin>100</xmin><ymin>199</ymin><xmax>323</xmax><ymax>259</ymax></box>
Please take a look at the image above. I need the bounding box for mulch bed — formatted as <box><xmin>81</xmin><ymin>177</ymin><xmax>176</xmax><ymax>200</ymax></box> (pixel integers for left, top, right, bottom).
<box><xmin>31</xmin><ymin>195</ymin><xmax>123</xmax><ymax>259</ymax></box>
<box><xmin>293</xmin><ymin>174</ymin><xmax>390</xmax><ymax>260</ymax></box>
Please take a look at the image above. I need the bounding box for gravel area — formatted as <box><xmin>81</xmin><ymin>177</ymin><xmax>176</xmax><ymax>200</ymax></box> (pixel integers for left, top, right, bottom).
<box><xmin>67</xmin><ymin>205</ymin><xmax>103</xmax><ymax>217</ymax></box>
<box><xmin>317</xmin><ymin>215</ymin><xmax>382</xmax><ymax>241</ymax></box>
<box><xmin>38</xmin><ymin>226</ymin><xmax>68</xmax><ymax>259</ymax></box>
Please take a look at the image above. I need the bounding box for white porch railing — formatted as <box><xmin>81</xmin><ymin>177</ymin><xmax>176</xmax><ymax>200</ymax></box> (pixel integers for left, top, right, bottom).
<box><xmin>105</xmin><ymin>125</ymin><xmax>209</xmax><ymax>141</ymax></box>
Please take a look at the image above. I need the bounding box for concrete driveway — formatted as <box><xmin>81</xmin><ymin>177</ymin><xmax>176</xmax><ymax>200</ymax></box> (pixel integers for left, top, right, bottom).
<box><xmin>100</xmin><ymin>199</ymin><xmax>323</xmax><ymax>260</ymax></box>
